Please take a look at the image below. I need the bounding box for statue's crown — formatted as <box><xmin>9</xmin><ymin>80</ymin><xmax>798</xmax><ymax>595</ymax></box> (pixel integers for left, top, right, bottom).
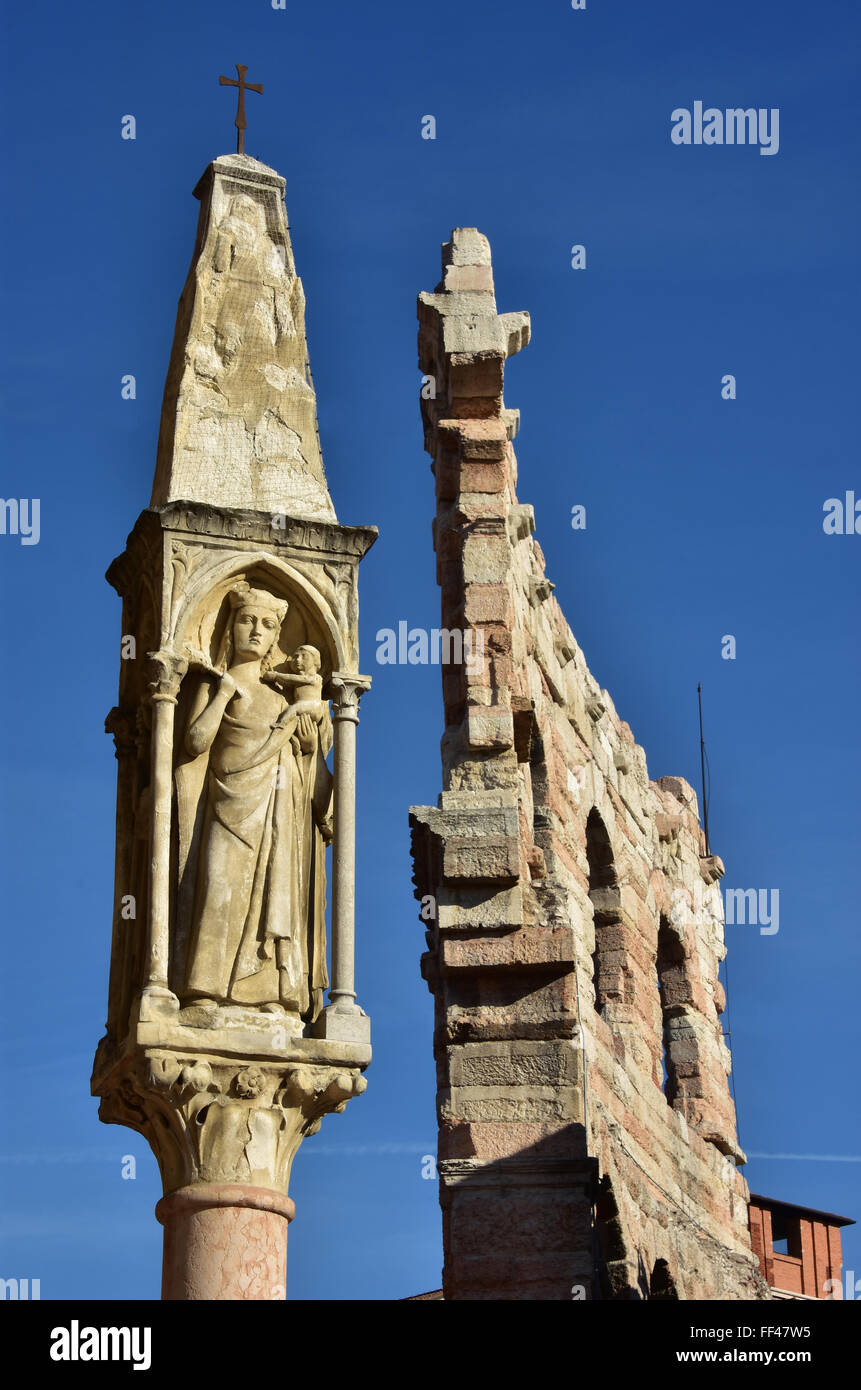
<box><xmin>228</xmin><ymin>580</ymin><xmax>288</xmax><ymax>623</ymax></box>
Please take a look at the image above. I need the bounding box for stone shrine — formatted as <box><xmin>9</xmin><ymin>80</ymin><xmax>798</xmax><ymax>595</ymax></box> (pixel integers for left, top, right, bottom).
<box><xmin>92</xmin><ymin>152</ymin><xmax>375</xmax><ymax>1300</ymax></box>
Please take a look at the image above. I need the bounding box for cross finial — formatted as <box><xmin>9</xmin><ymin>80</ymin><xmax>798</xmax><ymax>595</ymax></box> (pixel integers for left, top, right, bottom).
<box><xmin>218</xmin><ymin>64</ymin><xmax>264</xmax><ymax>155</ymax></box>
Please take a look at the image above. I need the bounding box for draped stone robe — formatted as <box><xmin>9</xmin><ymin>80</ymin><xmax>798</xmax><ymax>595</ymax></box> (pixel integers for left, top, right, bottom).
<box><xmin>175</xmin><ymin>675</ymin><xmax>332</xmax><ymax>1020</ymax></box>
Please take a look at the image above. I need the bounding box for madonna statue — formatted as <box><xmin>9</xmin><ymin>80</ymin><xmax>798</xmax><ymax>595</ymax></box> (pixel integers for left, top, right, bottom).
<box><xmin>176</xmin><ymin>582</ymin><xmax>332</xmax><ymax>1022</ymax></box>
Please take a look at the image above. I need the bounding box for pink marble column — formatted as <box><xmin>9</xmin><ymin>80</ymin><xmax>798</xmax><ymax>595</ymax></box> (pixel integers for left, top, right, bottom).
<box><xmin>156</xmin><ymin>1184</ymin><xmax>295</xmax><ymax>1300</ymax></box>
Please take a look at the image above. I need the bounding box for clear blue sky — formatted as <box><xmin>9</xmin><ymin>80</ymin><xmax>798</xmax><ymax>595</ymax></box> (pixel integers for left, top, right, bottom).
<box><xmin>1</xmin><ymin>0</ymin><xmax>858</xmax><ymax>1300</ymax></box>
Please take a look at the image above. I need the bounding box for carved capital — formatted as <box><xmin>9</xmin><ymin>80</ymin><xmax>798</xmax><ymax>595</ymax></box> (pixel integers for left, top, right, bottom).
<box><xmin>98</xmin><ymin>1049</ymin><xmax>367</xmax><ymax>1197</ymax></box>
<box><xmin>145</xmin><ymin>649</ymin><xmax>188</xmax><ymax>704</ymax></box>
<box><xmin>327</xmin><ymin>672</ymin><xmax>372</xmax><ymax>723</ymax></box>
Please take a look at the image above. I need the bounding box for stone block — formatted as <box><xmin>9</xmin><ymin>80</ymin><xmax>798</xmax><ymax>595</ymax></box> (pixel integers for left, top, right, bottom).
<box><xmin>448</xmin><ymin>357</ymin><xmax>505</xmax><ymax>402</ymax></box>
<box><xmin>440</xmin><ymin>926</ymin><xmax>576</xmax><ymax>973</ymax></box>
<box><xmin>442</xmin><ymin>228</ymin><xmax>493</xmax><ymax>267</ymax></box>
<box><xmin>311</xmin><ymin>1006</ymin><xmax>371</xmax><ymax>1046</ymax></box>
<box><xmin>438</xmin><ymin>418</ymin><xmax>509</xmax><ymax>460</ymax></box>
<box><xmin>465</xmin><ymin>706</ymin><xmax>515</xmax><ymax>751</ymax></box>
<box><xmin>442</xmin><ymin>317</ymin><xmax>508</xmax><ymax>357</ymax></box>
<box><xmin>459</xmin><ymin>461</ymin><xmax>507</xmax><ymax>493</ymax></box>
<box><xmin>463</xmin><ymin>584</ymin><xmax>513</xmax><ymax>626</ymax></box>
<box><xmin>443</xmin><ymin>833</ymin><xmax>519</xmax><ymax>883</ymax></box>
<box><xmin>443</xmin><ymin>264</ymin><xmax>495</xmax><ymax>293</ymax></box>
<box><xmin>461</xmin><ymin>534</ymin><xmax>511</xmax><ymax>585</ymax></box>
<box><xmin>437</xmin><ymin>882</ymin><xmax>524</xmax><ymax>931</ymax></box>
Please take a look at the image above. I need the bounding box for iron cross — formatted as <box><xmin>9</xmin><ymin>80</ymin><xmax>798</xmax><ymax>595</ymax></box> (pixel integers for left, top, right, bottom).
<box><xmin>219</xmin><ymin>64</ymin><xmax>264</xmax><ymax>155</ymax></box>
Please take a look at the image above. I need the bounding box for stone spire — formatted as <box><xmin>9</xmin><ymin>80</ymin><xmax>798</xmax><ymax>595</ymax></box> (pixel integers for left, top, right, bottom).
<box><xmin>150</xmin><ymin>153</ymin><xmax>335</xmax><ymax>521</ymax></box>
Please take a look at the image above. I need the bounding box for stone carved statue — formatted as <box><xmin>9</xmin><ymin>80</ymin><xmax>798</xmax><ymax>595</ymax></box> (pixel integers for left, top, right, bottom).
<box><xmin>176</xmin><ymin>583</ymin><xmax>332</xmax><ymax>1022</ymax></box>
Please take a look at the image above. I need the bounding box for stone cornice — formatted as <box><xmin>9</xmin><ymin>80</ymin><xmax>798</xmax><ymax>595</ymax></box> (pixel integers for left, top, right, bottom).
<box><xmin>107</xmin><ymin>503</ymin><xmax>378</xmax><ymax>595</ymax></box>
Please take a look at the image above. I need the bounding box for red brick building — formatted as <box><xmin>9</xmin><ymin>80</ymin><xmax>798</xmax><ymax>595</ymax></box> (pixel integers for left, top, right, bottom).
<box><xmin>748</xmin><ymin>1195</ymin><xmax>854</xmax><ymax>1300</ymax></box>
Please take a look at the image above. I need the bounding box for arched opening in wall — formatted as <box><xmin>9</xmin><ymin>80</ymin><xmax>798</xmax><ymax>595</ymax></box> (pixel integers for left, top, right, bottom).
<box><xmin>595</xmin><ymin>1174</ymin><xmax>638</xmax><ymax>1299</ymax></box>
<box><xmin>523</xmin><ymin>725</ymin><xmax>552</xmax><ymax>879</ymax></box>
<box><xmin>587</xmin><ymin>809</ymin><xmax>624</xmax><ymax>1017</ymax></box>
<box><xmin>527</xmin><ymin>726</ymin><xmax>550</xmax><ymax>824</ymax></box>
<box><xmin>649</xmin><ymin>1258</ymin><xmax>678</xmax><ymax>1300</ymax></box>
<box><xmin>656</xmin><ymin>915</ymin><xmax>685</xmax><ymax>1104</ymax></box>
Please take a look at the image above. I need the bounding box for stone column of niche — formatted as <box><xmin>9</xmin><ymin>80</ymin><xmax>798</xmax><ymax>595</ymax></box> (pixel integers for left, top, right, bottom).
<box><xmin>137</xmin><ymin>1055</ymin><xmax>366</xmax><ymax>1301</ymax></box>
<box><xmin>103</xmin><ymin>707</ymin><xmax>139</xmax><ymax>1033</ymax></box>
<box><xmin>313</xmin><ymin>673</ymin><xmax>372</xmax><ymax>1043</ymax></box>
<box><xmin>157</xmin><ymin>1185</ymin><xmax>295</xmax><ymax>1302</ymax></box>
<box><xmin>141</xmin><ymin>650</ymin><xmax>187</xmax><ymax>1012</ymax></box>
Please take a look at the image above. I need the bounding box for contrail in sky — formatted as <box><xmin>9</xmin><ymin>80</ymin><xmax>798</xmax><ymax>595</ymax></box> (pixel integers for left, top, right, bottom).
<box><xmin>747</xmin><ymin>1152</ymin><xmax>861</xmax><ymax>1163</ymax></box>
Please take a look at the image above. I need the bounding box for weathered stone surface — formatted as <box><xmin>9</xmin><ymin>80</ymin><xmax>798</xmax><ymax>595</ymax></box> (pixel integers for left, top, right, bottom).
<box><xmin>410</xmin><ymin>229</ymin><xmax>767</xmax><ymax>1300</ymax></box>
<box><xmin>151</xmin><ymin>155</ymin><xmax>335</xmax><ymax>521</ymax></box>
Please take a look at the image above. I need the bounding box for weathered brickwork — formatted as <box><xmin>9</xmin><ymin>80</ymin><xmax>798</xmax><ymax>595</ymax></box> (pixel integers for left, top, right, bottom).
<box><xmin>410</xmin><ymin>229</ymin><xmax>768</xmax><ymax>1301</ymax></box>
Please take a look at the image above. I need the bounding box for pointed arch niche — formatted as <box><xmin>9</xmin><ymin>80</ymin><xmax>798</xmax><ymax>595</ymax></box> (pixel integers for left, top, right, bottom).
<box><xmin>587</xmin><ymin>809</ymin><xmax>628</xmax><ymax>1021</ymax></box>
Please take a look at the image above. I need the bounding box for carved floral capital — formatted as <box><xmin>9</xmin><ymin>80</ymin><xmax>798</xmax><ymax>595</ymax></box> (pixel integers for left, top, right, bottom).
<box><xmin>327</xmin><ymin>672</ymin><xmax>372</xmax><ymax>721</ymax></box>
<box><xmin>98</xmin><ymin>1049</ymin><xmax>367</xmax><ymax>1196</ymax></box>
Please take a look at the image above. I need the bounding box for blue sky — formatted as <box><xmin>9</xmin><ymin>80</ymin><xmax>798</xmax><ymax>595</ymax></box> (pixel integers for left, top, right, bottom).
<box><xmin>1</xmin><ymin>0</ymin><xmax>858</xmax><ymax>1300</ymax></box>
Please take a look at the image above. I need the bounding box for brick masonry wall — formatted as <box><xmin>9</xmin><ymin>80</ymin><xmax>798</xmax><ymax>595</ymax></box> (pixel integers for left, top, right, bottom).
<box><xmin>410</xmin><ymin>229</ymin><xmax>768</xmax><ymax>1301</ymax></box>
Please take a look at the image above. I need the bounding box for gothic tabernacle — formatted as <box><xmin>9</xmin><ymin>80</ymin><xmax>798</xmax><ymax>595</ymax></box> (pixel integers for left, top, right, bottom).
<box><xmin>92</xmin><ymin>101</ymin><xmax>376</xmax><ymax>1300</ymax></box>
